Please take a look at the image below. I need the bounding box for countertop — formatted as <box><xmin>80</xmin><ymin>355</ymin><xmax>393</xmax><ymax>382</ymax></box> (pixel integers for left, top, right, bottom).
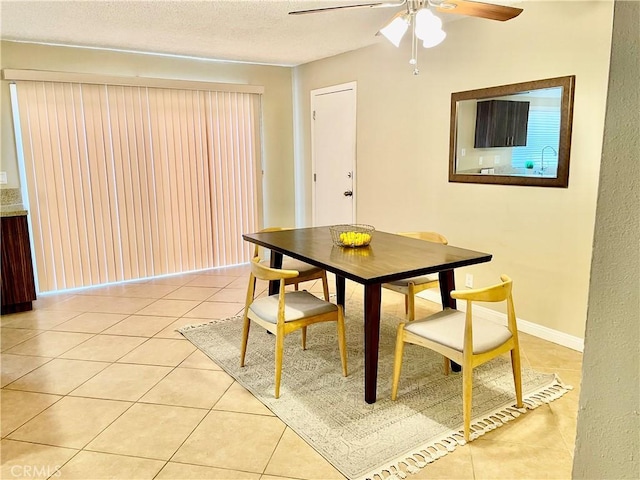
<box><xmin>1</xmin><ymin>205</ymin><xmax>28</xmax><ymax>217</ymax></box>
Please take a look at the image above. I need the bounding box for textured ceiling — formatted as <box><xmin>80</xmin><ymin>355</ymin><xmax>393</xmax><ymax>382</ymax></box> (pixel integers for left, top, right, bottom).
<box><xmin>1</xmin><ymin>1</ymin><xmax>521</xmax><ymax>66</ymax></box>
<box><xmin>1</xmin><ymin>0</ymin><xmax>413</xmax><ymax>66</ymax></box>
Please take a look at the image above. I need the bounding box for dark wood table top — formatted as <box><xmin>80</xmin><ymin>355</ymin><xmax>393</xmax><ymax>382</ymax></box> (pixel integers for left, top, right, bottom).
<box><xmin>243</xmin><ymin>227</ymin><xmax>492</xmax><ymax>285</ymax></box>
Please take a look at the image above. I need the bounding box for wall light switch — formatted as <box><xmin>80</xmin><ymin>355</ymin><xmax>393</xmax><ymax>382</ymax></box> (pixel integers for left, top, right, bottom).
<box><xmin>0</xmin><ymin>172</ymin><xmax>7</xmax><ymax>185</ymax></box>
<box><xmin>478</xmin><ymin>156</ymin><xmax>483</xmax><ymax>165</ymax></box>
<box><xmin>495</xmin><ymin>155</ymin><xmax>501</xmax><ymax>165</ymax></box>
<box><xmin>461</xmin><ymin>148</ymin><xmax>466</xmax><ymax>157</ymax></box>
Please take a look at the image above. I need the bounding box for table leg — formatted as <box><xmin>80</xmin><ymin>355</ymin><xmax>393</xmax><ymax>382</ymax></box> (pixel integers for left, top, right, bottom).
<box><xmin>438</xmin><ymin>269</ymin><xmax>457</xmax><ymax>309</ymax></box>
<box><xmin>268</xmin><ymin>251</ymin><xmax>283</xmax><ymax>296</ymax></box>
<box><xmin>364</xmin><ymin>283</ymin><xmax>382</xmax><ymax>404</ymax></box>
<box><xmin>335</xmin><ymin>275</ymin><xmax>346</xmax><ymax>310</ymax></box>
<box><xmin>438</xmin><ymin>269</ymin><xmax>462</xmax><ymax>372</ymax></box>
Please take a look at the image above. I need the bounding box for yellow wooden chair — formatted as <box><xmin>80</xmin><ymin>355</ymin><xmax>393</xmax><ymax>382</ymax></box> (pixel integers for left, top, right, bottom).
<box><xmin>240</xmin><ymin>257</ymin><xmax>348</xmax><ymax>398</ymax></box>
<box><xmin>391</xmin><ymin>274</ymin><xmax>523</xmax><ymax>441</ymax></box>
<box><xmin>254</xmin><ymin>227</ymin><xmax>330</xmax><ymax>301</ymax></box>
<box><xmin>382</xmin><ymin>232</ymin><xmax>448</xmax><ymax>320</ymax></box>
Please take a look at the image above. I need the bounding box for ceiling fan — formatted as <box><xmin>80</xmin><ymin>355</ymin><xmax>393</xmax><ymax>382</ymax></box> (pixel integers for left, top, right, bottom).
<box><xmin>289</xmin><ymin>1</ymin><xmax>523</xmax><ymax>74</ymax></box>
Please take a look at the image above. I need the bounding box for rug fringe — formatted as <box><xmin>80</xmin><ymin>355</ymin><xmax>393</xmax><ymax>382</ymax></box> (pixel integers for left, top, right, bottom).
<box><xmin>176</xmin><ymin>314</ymin><xmax>241</xmax><ymax>333</ymax></box>
<box><xmin>356</xmin><ymin>375</ymin><xmax>572</xmax><ymax>480</ymax></box>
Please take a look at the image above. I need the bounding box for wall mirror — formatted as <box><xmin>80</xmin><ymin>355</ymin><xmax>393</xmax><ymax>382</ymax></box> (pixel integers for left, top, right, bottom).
<box><xmin>449</xmin><ymin>76</ymin><xmax>575</xmax><ymax>187</ymax></box>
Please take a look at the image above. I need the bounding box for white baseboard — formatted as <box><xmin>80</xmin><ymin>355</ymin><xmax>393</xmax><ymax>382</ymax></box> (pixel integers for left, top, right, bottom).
<box><xmin>416</xmin><ymin>290</ymin><xmax>584</xmax><ymax>353</ymax></box>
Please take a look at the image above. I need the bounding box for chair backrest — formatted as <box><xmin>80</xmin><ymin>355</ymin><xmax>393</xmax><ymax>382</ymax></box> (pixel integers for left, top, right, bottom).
<box><xmin>451</xmin><ymin>274</ymin><xmax>512</xmax><ymax>302</ymax></box>
<box><xmin>451</xmin><ymin>274</ymin><xmax>517</xmax><ymax>337</ymax></box>
<box><xmin>250</xmin><ymin>256</ymin><xmax>299</xmax><ymax>282</ymax></box>
<box><xmin>252</xmin><ymin>227</ymin><xmax>293</xmax><ymax>258</ymax></box>
<box><xmin>245</xmin><ymin>257</ymin><xmax>300</xmax><ymax>325</ymax></box>
<box><xmin>397</xmin><ymin>231</ymin><xmax>448</xmax><ymax>245</ymax></box>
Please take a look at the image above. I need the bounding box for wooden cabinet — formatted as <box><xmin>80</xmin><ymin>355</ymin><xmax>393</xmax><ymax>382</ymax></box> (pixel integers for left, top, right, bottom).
<box><xmin>1</xmin><ymin>214</ymin><xmax>37</xmax><ymax>313</ymax></box>
<box><xmin>474</xmin><ymin>100</ymin><xmax>530</xmax><ymax>148</ymax></box>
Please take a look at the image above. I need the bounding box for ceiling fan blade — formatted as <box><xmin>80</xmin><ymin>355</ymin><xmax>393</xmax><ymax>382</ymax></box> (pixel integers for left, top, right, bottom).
<box><xmin>435</xmin><ymin>0</ymin><xmax>523</xmax><ymax>21</ymax></box>
<box><xmin>289</xmin><ymin>1</ymin><xmax>405</xmax><ymax>16</ymax></box>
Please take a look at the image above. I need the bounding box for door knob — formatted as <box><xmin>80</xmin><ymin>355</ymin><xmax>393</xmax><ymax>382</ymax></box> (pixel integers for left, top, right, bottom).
<box><xmin>343</xmin><ymin>190</ymin><xmax>353</xmax><ymax>197</ymax></box>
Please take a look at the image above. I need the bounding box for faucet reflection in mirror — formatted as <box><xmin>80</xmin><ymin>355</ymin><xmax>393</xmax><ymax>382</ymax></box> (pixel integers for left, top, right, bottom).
<box><xmin>540</xmin><ymin>145</ymin><xmax>558</xmax><ymax>176</ymax></box>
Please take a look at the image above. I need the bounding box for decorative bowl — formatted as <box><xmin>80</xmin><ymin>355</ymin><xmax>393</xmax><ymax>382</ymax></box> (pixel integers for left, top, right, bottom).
<box><xmin>329</xmin><ymin>224</ymin><xmax>375</xmax><ymax>248</ymax></box>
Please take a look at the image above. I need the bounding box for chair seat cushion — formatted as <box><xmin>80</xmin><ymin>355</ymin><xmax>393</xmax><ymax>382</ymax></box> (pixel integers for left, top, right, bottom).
<box><xmin>249</xmin><ymin>291</ymin><xmax>337</xmax><ymax>323</ymax></box>
<box><xmin>386</xmin><ymin>273</ymin><xmax>439</xmax><ymax>287</ymax></box>
<box><xmin>281</xmin><ymin>257</ymin><xmax>323</xmax><ymax>276</ymax></box>
<box><xmin>404</xmin><ymin>308</ymin><xmax>513</xmax><ymax>354</ymax></box>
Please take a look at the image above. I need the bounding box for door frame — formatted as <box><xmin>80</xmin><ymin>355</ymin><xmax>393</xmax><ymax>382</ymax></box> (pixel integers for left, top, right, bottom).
<box><xmin>310</xmin><ymin>81</ymin><xmax>357</xmax><ymax>226</ymax></box>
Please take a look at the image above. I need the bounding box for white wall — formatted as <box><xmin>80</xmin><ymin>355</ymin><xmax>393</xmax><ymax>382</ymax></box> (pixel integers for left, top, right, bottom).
<box><xmin>293</xmin><ymin>1</ymin><xmax>615</xmax><ymax>340</ymax></box>
<box><xmin>0</xmin><ymin>41</ymin><xmax>296</xmax><ymax>228</ymax></box>
<box><xmin>573</xmin><ymin>1</ymin><xmax>640</xmax><ymax>476</ymax></box>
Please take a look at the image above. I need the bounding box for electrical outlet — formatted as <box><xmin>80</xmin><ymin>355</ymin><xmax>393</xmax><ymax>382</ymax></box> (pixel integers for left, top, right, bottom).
<box><xmin>495</xmin><ymin>155</ymin><xmax>501</xmax><ymax>165</ymax></box>
<box><xmin>0</xmin><ymin>172</ymin><xmax>6</xmax><ymax>185</ymax></box>
<box><xmin>465</xmin><ymin>273</ymin><xmax>473</xmax><ymax>288</ymax></box>
<box><xmin>478</xmin><ymin>156</ymin><xmax>483</xmax><ymax>165</ymax></box>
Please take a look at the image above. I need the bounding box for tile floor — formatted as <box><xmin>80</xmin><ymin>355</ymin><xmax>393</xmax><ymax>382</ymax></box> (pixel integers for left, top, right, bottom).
<box><xmin>1</xmin><ymin>265</ymin><xmax>583</xmax><ymax>479</ymax></box>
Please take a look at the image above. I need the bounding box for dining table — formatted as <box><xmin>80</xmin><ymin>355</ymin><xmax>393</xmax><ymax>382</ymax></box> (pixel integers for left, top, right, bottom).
<box><xmin>242</xmin><ymin>226</ymin><xmax>492</xmax><ymax>403</ymax></box>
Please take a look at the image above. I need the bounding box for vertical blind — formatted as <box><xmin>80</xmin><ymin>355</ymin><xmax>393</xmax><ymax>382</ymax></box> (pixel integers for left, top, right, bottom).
<box><xmin>511</xmin><ymin>107</ymin><xmax>561</xmax><ymax>170</ymax></box>
<box><xmin>14</xmin><ymin>80</ymin><xmax>261</xmax><ymax>292</ymax></box>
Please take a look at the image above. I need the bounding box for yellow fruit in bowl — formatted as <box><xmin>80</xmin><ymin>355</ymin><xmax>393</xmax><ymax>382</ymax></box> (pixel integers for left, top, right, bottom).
<box><xmin>334</xmin><ymin>228</ymin><xmax>372</xmax><ymax>247</ymax></box>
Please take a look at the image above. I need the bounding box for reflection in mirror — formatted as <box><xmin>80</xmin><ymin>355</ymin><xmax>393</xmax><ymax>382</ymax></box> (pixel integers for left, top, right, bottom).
<box><xmin>449</xmin><ymin>76</ymin><xmax>575</xmax><ymax>188</ymax></box>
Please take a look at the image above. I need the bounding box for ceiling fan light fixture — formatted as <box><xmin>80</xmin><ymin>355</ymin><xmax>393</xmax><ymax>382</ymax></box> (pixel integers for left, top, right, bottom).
<box><xmin>422</xmin><ymin>27</ymin><xmax>446</xmax><ymax>48</ymax></box>
<box><xmin>379</xmin><ymin>13</ymin><xmax>410</xmax><ymax>47</ymax></box>
<box><xmin>414</xmin><ymin>8</ymin><xmax>443</xmax><ymax>40</ymax></box>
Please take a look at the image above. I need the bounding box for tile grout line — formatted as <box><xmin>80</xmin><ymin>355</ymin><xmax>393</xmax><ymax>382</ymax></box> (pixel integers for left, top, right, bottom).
<box><xmin>158</xmin><ymin>380</ymin><xmax>237</xmax><ymax>474</ymax></box>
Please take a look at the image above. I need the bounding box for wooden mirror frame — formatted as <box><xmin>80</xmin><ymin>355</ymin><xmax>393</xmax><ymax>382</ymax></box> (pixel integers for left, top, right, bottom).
<box><xmin>449</xmin><ymin>76</ymin><xmax>575</xmax><ymax>188</ymax></box>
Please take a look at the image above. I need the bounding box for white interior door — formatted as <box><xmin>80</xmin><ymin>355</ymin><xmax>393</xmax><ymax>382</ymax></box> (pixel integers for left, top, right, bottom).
<box><xmin>311</xmin><ymin>82</ymin><xmax>356</xmax><ymax>226</ymax></box>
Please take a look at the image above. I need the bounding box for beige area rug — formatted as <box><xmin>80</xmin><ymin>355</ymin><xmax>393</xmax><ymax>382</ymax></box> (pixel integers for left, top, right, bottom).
<box><xmin>178</xmin><ymin>302</ymin><xmax>570</xmax><ymax>480</ymax></box>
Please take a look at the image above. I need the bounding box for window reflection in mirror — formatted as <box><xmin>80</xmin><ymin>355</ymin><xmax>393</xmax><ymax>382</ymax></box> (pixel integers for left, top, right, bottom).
<box><xmin>449</xmin><ymin>76</ymin><xmax>575</xmax><ymax>188</ymax></box>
